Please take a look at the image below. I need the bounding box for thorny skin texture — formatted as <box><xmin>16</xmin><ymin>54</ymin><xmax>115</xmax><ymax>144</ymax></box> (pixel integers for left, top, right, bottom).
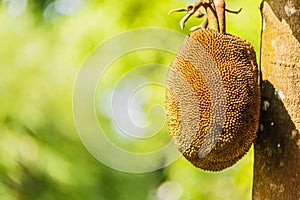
<box><xmin>166</xmin><ymin>0</ymin><xmax>260</xmax><ymax>171</ymax></box>
<box><xmin>166</xmin><ymin>28</ymin><xmax>260</xmax><ymax>171</ymax></box>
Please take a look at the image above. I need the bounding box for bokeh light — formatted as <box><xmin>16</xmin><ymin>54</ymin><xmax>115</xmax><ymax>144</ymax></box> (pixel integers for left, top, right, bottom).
<box><xmin>0</xmin><ymin>0</ymin><xmax>261</xmax><ymax>199</ymax></box>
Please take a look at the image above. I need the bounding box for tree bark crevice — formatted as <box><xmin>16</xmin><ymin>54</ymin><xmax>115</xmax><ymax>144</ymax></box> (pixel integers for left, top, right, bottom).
<box><xmin>252</xmin><ymin>1</ymin><xmax>300</xmax><ymax>199</ymax></box>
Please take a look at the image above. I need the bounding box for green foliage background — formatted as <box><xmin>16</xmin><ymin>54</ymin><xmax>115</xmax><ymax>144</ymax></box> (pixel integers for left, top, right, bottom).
<box><xmin>0</xmin><ymin>0</ymin><xmax>261</xmax><ymax>199</ymax></box>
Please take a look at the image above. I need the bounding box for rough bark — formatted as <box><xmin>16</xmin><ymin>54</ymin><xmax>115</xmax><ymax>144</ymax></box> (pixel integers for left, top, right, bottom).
<box><xmin>252</xmin><ymin>0</ymin><xmax>300</xmax><ymax>199</ymax></box>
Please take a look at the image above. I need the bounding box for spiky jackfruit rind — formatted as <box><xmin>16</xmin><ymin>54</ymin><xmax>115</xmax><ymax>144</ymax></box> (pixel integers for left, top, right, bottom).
<box><xmin>166</xmin><ymin>28</ymin><xmax>260</xmax><ymax>171</ymax></box>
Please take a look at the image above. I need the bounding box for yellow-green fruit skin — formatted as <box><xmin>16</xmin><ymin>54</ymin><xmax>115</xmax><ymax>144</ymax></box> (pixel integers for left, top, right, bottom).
<box><xmin>166</xmin><ymin>28</ymin><xmax>260</xmax><ymax>171</ymax></box>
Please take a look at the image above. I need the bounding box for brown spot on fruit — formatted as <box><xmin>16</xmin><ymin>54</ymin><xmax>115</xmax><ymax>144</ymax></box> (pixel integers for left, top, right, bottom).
<box><xmin>165</xmin><ymin>28</ymin><xmax>260</xmax><ymax>171</ymax></box>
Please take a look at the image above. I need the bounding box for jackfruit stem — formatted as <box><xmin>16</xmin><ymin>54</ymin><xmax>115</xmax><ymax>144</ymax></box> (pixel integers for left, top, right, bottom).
<box><xmin>205</xmin><ymin>1</ymin><xmax>221</xmax><ymax>32</ymax></box>
<box><xmin>169</xmin><ymin>0</ymin><xmax>232</xmax><ymax>33</ymax></box>
<box><xmin>213</xmin><ymin>0</ymin><xmax>225</xmax><ymax>33</ymax></box>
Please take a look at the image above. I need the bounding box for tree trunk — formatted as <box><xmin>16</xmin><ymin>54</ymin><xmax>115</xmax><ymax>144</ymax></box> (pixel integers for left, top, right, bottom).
<box><xmin>252</xmin><ymin>0</ymin><xmax>300</xmax><ymax>199</ymax></box>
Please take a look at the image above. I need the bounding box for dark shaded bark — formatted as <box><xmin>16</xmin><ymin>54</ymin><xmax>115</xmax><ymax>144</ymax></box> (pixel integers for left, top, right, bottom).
<box><xmin>252</xmin><ymin>0</ymin><xmax>300</xmax><ymax>199</ymax></box>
